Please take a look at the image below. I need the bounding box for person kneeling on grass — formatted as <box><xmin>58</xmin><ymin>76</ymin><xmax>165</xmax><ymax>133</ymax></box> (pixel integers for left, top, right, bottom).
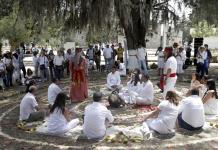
<box><xmin>47</xmin><ymin>92</ymin><xmax>79</xmax><ymax>135</ymax></box>
<box><xmin>141</xmin><ymin>91</ymin><xmax>179</xmax><ymax>135</ymax></box>
<box><xmin>83</xmin><ymin>92</ymin><xmax>114</xmax><ymax>140</ymax></box>
<box><xmin>202</xmin><ymin>79</ymin><xmax>218</xmax><ymax>115</ymax></box>
<box><xmin>19</xmin><ymin>86</ymin><xmax>45</xmax><ymax>122</ymax></box>
<box><xmin>177</xmin><ymin>88</ymin><xmax>205</xmax><ymax>131</ymax></box>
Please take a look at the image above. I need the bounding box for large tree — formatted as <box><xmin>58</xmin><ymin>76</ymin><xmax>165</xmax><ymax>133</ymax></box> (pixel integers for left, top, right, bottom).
<box><xmin>0</xmin><ymin>0</ymin><xmax>184</xmax><ymax>47</ymax></box>
<box><xmin>1</xmin><ymin>0</ymin><xmax>218</xmax><ymax>51</ymax></box>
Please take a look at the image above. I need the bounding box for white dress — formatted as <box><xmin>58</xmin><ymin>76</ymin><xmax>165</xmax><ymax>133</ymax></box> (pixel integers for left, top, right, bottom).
<box><xmin>145</xmin><ymin>100</ymin><xmax>179</xmax><ymax>134</ymax></box>
<box><xmin>204</xmin><ymin>97</ymin><xmax>218</xmax><ymax>115</ymax></box>
<box><xmin>119</xmin><ymin>81</ymin><xmax>141</xmax><ymax>104</ymax></box>
<box><xmin>47</xmin><ymin>108</ymin><xmax>79</xmax><ymax>135</ymax></box>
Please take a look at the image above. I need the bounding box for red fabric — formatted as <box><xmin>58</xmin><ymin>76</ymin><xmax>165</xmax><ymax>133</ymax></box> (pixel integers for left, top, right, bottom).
<box><xmin>164</xmin><ymin>73</ymin><xmax>177</xmax><ymax>77</ymax></box>
<box><xmin>164</xmin><ymin>47</ymin><xmax>173</xmax><ymax>53</ymax></box>
<box><xmin>160</xmin><ymin>73</ymin><xmax>177</xmax><ymax>90</ymax></box>
<box><xmin>69</xmin><ymin>58</ymin><xmax>88</xmax><ymax>102</ymax></box>
<box><xmin>160</xmin><ymin>75</ymin><xmax>164</xmax><ymax>90</ymax></box>
<box><xmin>135</xmin><ymin>105</ymin><xmax>157</xmax><ymax>112</ymax></box>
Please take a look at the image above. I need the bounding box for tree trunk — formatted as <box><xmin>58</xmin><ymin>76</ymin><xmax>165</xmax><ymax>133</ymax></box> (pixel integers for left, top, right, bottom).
<box><xmin>115</xmin><ymin>0</ymin><xmax>152</xmax><ymax>69</ymax></box>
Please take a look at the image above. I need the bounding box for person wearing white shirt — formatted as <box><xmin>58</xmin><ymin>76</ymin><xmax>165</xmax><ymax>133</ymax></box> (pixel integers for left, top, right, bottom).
<box><xmin>19</xmin><ymin>86</ymin><xmax>45</xmax><ymax>122</ymax></box>
<box><xmin>48</xmin><ymin>78</ymin><xmax>62</xmax><ymax>107</ymax></box>
<box><xmin>65</xmin><ymin>49</ymin><xmax>73</xmax><ymax>75</ymax></box>
<box><xmin>196</xmin><ymin>46</ymin><xmax>207</xmax><ymax>77</ymax></box>
<box><xmin>176</xmin><ymin>47</ymin><xmax>186</xmax><ymax>75</ymax></box>
<box><xmin>155</xmin><ymin>47</ymin><xmax>164</xmax><ymax>75</ymax></box>
<box><xmin>103</xmin><ymin>44</ymin><xmax>113</xmax><ymax>72</ymax></box>
<box><xmin>117</xmin><ymin>60</ymin><xmax>126</xmax><ymax>76</ymax></box>
<box><xmin>163</xmin><ymin>47</ymin><xmax>177</xmax><ymax>99</ymax></box>
<box><xmin>54</xmin><ymin>51</ymin><xmax>65</xmax><ymax>80</ymax></box>
<box><xmin>202</xmin><ymin>79</ymin><xmax>218</xmax><ymax>115</ymax></box>
<box><xmin>142</xmin><ymin>91</ymin><xmax>179</xmax><ymax>134</ymax></box>
<box><xmin>134</xmin><ymin>74</ymin><xmax>154</xmax><ymax>105</ymax></box>
<box><xmin>33</xmin><ymin>53</ymin><xmax>39</xmax><ymax>77</ymax></box>
<box><xmin>47</xmin><ymin>93</ymin><xmax>79</xmax><ymax>135</ymax></box>
<box><xmin>83</xmin><ymin>92</ymin><xmax>114</xmax><ymax>139</ymax></box>
<box><xmin>119</xmin><ymin>69</ymin><xmax>141</xmax><ymax>104</ymax></box>
<box><xmin>39</xmin><ymin>51</ymin><xmax>49</xmax><ymax>81</ymax></box>
<box><xmin>137</xmin><ymin>43</ymin><xmax>148</xmax><ymax>75</ymax></box>
<box><xmin>106</xmin><ymin>66</ymin><xmax>121</xmax><ymax>90</ymax></box>
<box><xmin>12</xmin><ymin>53</ymin><xmax>21</xmax><ymax>82</ymax></box>
<box><xmin>177</xmin><ymin>88</ymin><xmax>205</xmax><ymax>131</ymax></box>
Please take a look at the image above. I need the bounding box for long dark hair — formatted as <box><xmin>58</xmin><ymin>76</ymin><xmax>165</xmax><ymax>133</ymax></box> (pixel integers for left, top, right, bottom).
<box><xmin>206</xmin><ymin>79</ymin><xmax>218</xmax><ymax>99</ymax></box>
<box><xmin>131</xmin><ymin>68</ymin><xmax>140</xmax><ymax>86</ymax></box>
<box><xmin>50</xmin><ymin>92</ymin><xmax>67</xmax><ymax>114</ymax></box>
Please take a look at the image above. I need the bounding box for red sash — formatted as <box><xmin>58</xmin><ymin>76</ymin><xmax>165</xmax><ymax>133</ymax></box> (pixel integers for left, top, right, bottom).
<box><xmin>160</xmin><ymin>73</ymin><xmax>177</xmax><ymax>90</ymax></box>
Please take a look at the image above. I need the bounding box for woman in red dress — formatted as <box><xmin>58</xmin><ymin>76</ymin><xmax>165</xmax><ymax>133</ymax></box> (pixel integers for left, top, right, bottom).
<box><xmin>69</xmin><ymin>48</ymin><xmax>88</xmax><ymax>102</ymax></box>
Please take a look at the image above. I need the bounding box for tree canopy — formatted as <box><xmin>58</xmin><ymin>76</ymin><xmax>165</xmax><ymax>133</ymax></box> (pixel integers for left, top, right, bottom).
<box><xmin>1</xmin><ymin>0</ymin><xmax>218</xmax><ymax>50</ymax></box>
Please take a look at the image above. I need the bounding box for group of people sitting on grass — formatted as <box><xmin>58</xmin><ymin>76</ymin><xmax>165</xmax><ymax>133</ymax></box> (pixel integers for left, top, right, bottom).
<box><xmin>18</xmin><ymin>69</ymin><xmax>218</xmax><ymax>140</ymax></box>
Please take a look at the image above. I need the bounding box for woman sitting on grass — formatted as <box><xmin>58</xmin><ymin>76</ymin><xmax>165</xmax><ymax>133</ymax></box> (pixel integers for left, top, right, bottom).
<box><xmin>142</xmin><ymin>91</ymin><xmax>180</xmax><ymax>134</ymax></box>
<box><xmin>47</xmin><ymin>92</ymin><xmax>79</xmax><ymax>135</ymax></box>
<box><xmin>202</xmin><ymin>79</ymin><xmax>218</xmax><ymax>115</ymax></box>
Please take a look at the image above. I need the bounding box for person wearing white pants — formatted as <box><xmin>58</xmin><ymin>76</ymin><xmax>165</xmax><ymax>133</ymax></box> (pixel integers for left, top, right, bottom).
<box><xmin>163</xmin><ymin>47</ymin><xmax>177</xmax><ymax>99</ymax></box>
<box><xmin>141</xmin><ymin>91</ymin><xmax>179</xmax><ymax>135</ymax></box>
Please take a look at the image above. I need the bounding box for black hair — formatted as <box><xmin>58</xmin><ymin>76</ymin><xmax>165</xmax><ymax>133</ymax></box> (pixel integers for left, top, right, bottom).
<box><xmin>158</xmin><ymin>47</ymin><xmax>163</xmax><ymax>51</ymax></box>
<box><xmin>13</xmin><ymin>53</ymin><xmax>18</xmax><ymax>59</ymax></box>
<box><xmin>52</xmin><ymin>78</ymin><xmax>58</xmax><ymax>83</ymax></box>
<box><xmin>93</xmin><ymin>92</ymin><xmax>102</xmax><ymax>102</ymax></box>
<box><xmin>206</xmin><ymin>79</ymin><xmax>218</xmax><ymax>99</ymax></box>
<box><xmin>26</xmin><ymin>80</ymin><xmax>36</xmax><ymax>93</ymax></box>
<box><xmin>191</xmin><ymin>88</ymin><xmax>199</xmax><ymax>96</ymax></box>
<box><xmin>195</xmin><ymin>73</ymin><xmax>202</xmax><ymax>82</ymax></box>
<box><xmin>50</xmin><ymin>92</ymin><xmax>67</xmax><ymax>114</ymax></box>
<box><xmin>131</xmin><ymin>68</ymin><xmax>141</xmax><ymax>86</ymax></box>
<box><xmin>27</xmin><ymin>68</ymin><xmax>33</xmax><ymax>76</ymax></box>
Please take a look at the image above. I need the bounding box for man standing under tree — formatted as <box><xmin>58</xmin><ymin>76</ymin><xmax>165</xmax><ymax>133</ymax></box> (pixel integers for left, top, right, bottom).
<box><xmin>136</xmin><ymin>43</ymin><xmax>148</xmax><ymax>75</ymax></box>
<box><xmin>116</xmin><ymin>43</ymin><xmax>124</xmax><ymax>63</ymax></box>
<box><xmin>204</xmin><ymin>44</ymin><xmax>212</xmax><ymax>75</ymax></box>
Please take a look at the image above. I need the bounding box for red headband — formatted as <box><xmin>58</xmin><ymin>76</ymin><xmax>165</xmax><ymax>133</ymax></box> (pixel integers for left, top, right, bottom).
<box><xmin>164</xmin><ymin>47</ymin><xmax>173</xmax><ymax>53</ymax></box>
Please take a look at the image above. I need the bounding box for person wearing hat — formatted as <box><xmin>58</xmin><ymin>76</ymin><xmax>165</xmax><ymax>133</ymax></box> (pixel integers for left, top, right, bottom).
<box><xmin>83</xmin><ymin>92</ymin><xmax>114</xmax><ymax>140</ymax></box>
<box><xmin>163</xmin><ymin>47</ymin><xmax>177</xmax><ymax>99</ymax></box>
<box><xmin>69</xmin><ymin>47</ymin><xmax>88</xmax><ymax>102</ymax></box>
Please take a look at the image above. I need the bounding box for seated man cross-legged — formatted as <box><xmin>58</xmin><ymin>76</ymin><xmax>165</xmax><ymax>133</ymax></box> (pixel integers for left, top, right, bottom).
<box><xmin>19</xmin><ymin>86</ymin><xmax>45</xmax><ymax>122</ymax></box>
<box><xmin>83</xmin><ymin>92</ymin><xmax>114</xmax><ymax>140</ymax></box>
<box><xmin>106</xmin><ymin>66</ymin><xmax>122</xmax><ymax>90</ymax></box>
<box><xmin>177</xmin><ymin>88</ymin><xmax>205</xmax><ymax>131</ymax></box>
